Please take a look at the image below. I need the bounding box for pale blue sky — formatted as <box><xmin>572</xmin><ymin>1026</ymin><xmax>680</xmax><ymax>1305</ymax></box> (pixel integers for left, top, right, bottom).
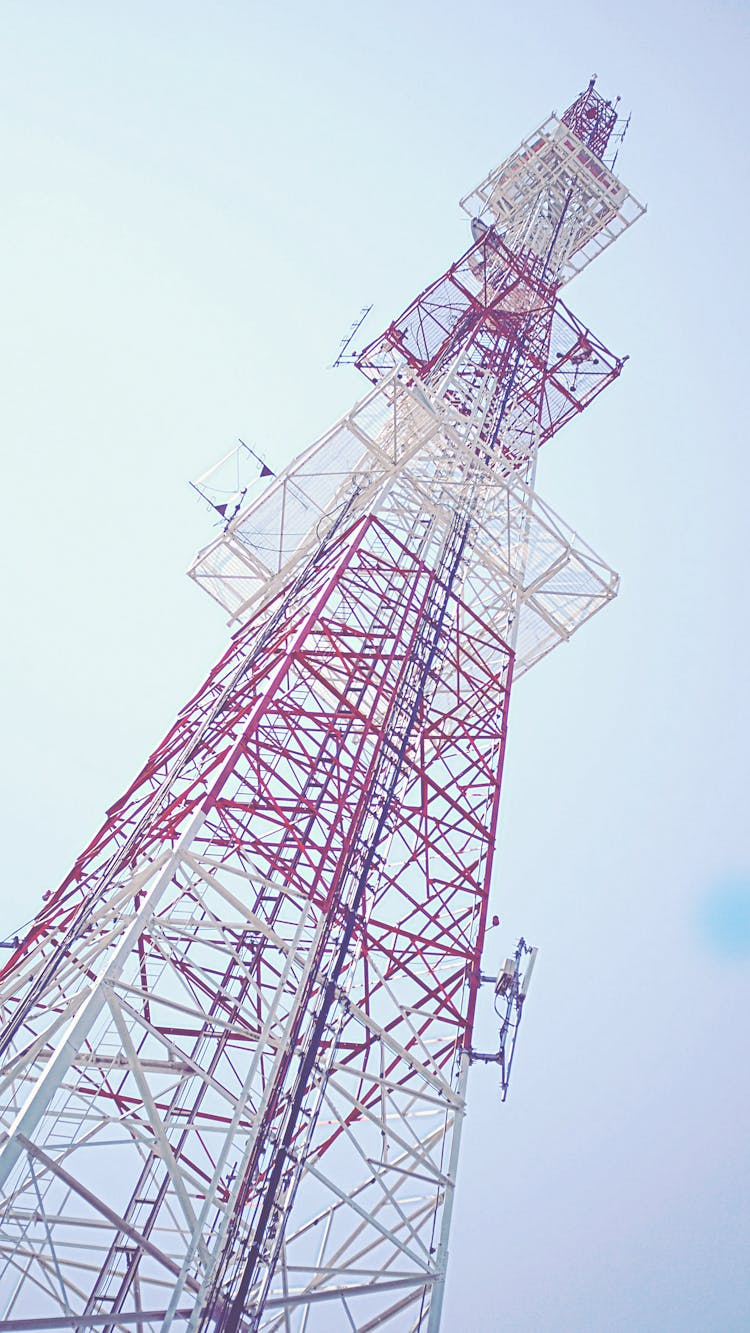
<box><xmin>1</xmin><ymin>2</ymin><xmax>748</xmax><ymax>1329</ymax></box>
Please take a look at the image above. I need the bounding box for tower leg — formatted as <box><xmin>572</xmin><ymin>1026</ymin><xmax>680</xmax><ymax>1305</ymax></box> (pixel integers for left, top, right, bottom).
<box><xmin>0</xmin><ymin>514</ymin><xmax>512</xmax><ymax>1330</ymax></box>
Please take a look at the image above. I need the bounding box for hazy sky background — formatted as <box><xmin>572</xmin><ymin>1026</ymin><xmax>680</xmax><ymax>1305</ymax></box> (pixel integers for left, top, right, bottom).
<box><xmin>1</xmin><ymin>2</ymin><xmax>748</xmax><ymax>1329</ymax></box>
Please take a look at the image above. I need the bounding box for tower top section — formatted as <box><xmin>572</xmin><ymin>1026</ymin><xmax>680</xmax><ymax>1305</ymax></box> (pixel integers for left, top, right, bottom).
<box><xmin>190</xmin><ymin>80</ymin><xmax>644</xmax><ymax>673</ymax></box>
<box><xmin>459</xmin><ymin>79</ymin><xmax>644</xmax><ymax>285</ymax></box>
<box><xmin>561</xmin><ymin>77</ymin><xmax>620</xmax><ymax>161</ymax></box>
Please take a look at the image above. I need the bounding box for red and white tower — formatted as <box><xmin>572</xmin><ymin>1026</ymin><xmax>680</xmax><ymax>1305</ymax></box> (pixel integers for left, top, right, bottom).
<box><xmin>0</xmin><ymin>81</ymin><xmax>644</xmax><ymax>1331</ymax></box>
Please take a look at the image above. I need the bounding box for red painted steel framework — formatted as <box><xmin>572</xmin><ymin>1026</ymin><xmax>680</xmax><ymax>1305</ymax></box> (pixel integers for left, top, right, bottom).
<box><xmin>0</xmin><ymin>80</ymin><xmax>644</xmax><ymax>1331</ymax></box>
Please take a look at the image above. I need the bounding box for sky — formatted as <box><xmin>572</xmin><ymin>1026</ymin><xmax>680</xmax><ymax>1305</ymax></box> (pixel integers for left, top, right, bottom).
<box><xmin>1</xmin><ymin>1</ymin><xmax>749</xmax><ymax>1329</ymax></box>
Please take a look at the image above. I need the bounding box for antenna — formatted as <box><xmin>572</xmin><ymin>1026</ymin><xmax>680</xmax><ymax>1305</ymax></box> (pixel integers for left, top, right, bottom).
<box><xmin>190</xmin><ymin>438</ymin><xmax>274</xmax><ymax>528</ymax></box>
<box><xmin>331</xmin><ymin>303</ymin><xmax>373</xmax><ymax>367</ymax></box>
<box><xmin>472</xmin><ymin>938</ymin><xmax>539</xmax><ymax>1101</ymax></box>
<box><xmin>238</xmin><ymin>437</ymin><xmax>274</xmax><ymax>479</ymax></box>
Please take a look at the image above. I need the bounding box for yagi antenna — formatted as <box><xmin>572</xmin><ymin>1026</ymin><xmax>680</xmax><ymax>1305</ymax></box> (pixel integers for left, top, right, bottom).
<box><xmin>238</xmin><ymin>438</ymin><xmax>274</xmax><ymax>479</ymax></box>
<box><xmin>331</xmin><ymin>304</ymin><xmax>373</xmax><ymax>368</ymax></box>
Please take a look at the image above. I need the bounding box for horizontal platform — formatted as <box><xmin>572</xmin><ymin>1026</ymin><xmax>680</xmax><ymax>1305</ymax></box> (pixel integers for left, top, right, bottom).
<box><xmin>188</xmin><ymin>372</ymin><xmax>618</xmax><ymax>678</ymax></box>
<box><xmin>459</xmin><ymin>114</ymin><xmax>645</xmax><ymax>284</ymax></box>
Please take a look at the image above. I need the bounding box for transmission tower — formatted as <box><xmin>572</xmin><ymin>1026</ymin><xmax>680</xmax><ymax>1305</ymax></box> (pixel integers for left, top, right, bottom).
<box><xmin>0</xmin><ymin>79</ymin><xmax>644</xmax><ymax>1331</ymax></box>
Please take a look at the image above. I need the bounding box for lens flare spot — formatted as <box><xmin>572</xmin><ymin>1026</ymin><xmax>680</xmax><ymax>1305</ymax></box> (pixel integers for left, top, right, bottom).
<box><xmin>700</xmin><ymin>877</ymin><xmax>750</xmax><ymax>956</ymax></box>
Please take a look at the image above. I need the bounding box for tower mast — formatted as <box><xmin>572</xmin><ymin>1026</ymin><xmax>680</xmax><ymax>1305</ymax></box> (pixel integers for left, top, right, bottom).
<box><xmin>0</xmin><ymin>81</ymin><xmax>643</xmax><ymax>1331</ymax></box>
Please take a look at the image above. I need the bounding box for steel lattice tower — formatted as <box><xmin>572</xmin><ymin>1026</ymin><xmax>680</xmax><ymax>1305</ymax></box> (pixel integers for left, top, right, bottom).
<box><xmin>0</xmin><ymin>81</ymin><xmax>644</xmax><ymax>1332</ymax></box>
